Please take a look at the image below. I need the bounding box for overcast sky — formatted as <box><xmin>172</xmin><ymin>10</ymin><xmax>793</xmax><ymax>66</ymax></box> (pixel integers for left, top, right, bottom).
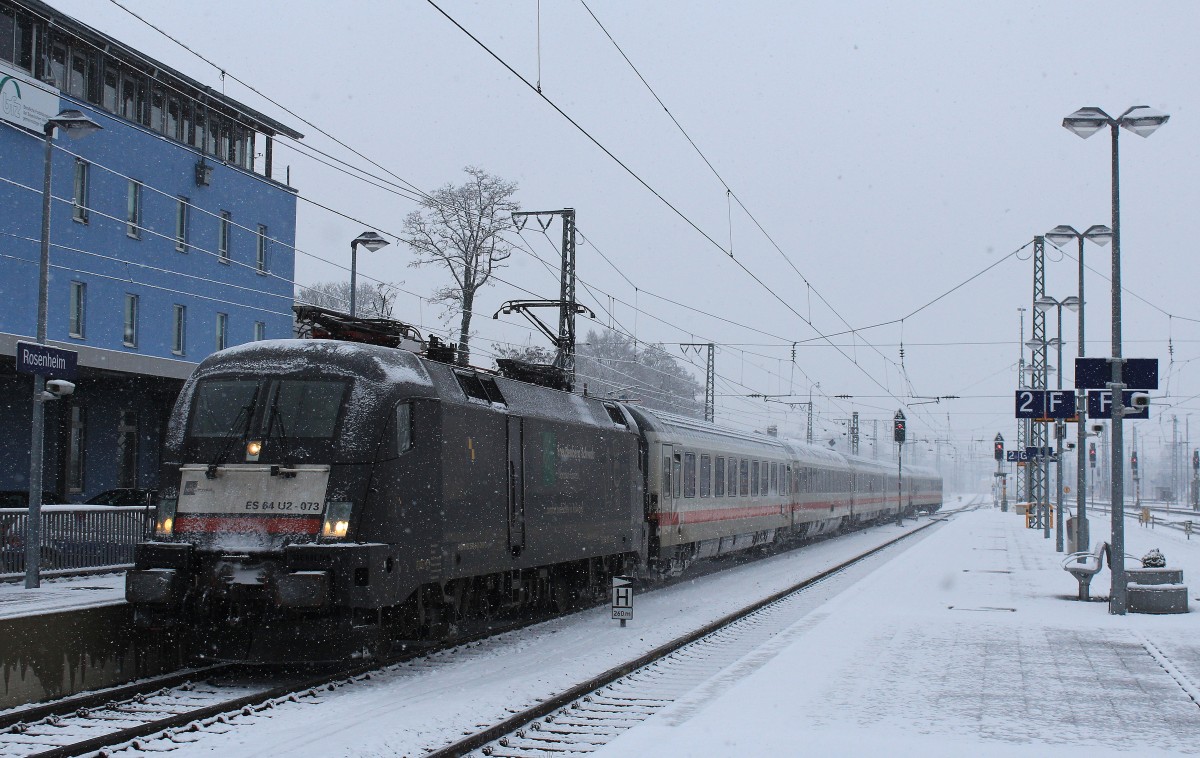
<box><xmin>50</xmin><ymin>0</ymin><xmax>1200</xmax><ymax>467</ymax></box>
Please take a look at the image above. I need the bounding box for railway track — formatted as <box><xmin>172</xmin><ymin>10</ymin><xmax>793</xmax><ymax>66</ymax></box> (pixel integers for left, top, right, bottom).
<box><xmin>432</xmin><ymin>497</ymin><xmax>982</xmax><ymax>757</ymax></box>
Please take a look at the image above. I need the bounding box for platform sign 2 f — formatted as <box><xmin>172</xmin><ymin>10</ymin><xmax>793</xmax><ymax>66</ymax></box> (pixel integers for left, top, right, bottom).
<box><xmin>612</xmin><ymin>576</ymin><xmax>633</xmax><ymax>626</ymax></box>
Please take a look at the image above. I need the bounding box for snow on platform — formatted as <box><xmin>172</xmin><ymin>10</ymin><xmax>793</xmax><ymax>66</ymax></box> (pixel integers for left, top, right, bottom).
<box><xmin>0</xmin><ymin>571</ymin><xmax>126</xmax><ymax>620</ymax></box>
<box><xmin>601</xmin><ymin>506</ymin><xmax>1200</xmax><ymax>757</ymax></box>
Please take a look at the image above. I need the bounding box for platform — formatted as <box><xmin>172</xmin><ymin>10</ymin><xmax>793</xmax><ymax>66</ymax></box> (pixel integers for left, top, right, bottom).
<box><xmin>602</xmin><ymin>506</ymin><xmax>1200</xmax><ymax>757</ymax></box>
<box><xmin>0</xmin><ymin>571</ymin><xmax>125</xmax><ymax>621</ymax></box>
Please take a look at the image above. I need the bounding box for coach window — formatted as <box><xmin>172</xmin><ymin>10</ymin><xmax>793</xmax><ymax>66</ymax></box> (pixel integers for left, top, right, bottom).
<box><xmin>662</xmin><ymin>454</ymin><xmax>671</xmax><ymax>499</ymax></box>
<box><xmin>714</xmin><ymin>457</ymin><xmax>725</xmax><ymax>497</ymax></box>
<box><xmin>739</xmin><ymin>459</ymin><xmax>749</xmax><ymax>496</ymax></box>
<box><xmin>683</xmin><ymin>453</ymin><xmax>696</xmax><ymax>498</ymax></box>
<box><xmin>699</xmin><ymin>455</ymin><xmax>711</xmax><ymax>498</ymax></box>
<box><xmin>672</xmin><ymin>455</ymin><xmax>682</xmax><ymax>499</ymax></box>
<box><xmin>395</xmin><ymin>402</ymin><xmax>413</xmax><ymax>453</ymax></box>
<box><xmin>769</xmin><ymin>462</ymin><xmax>778</xmax><ymax>495</ymax></box>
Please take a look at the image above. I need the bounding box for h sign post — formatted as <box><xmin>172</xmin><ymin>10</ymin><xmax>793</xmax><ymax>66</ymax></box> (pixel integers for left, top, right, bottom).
<box><xmin>612</xmin><ymin>576</ymin><xmax>633</xmax><ymax>626</ymax></box>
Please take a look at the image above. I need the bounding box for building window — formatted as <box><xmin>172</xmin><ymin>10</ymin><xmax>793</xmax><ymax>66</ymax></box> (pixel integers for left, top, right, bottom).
<box><xmin>216</xmin><ymin>312</ymin><xmax>228</xmax><ymax>350</ymax></box>
<box><xmin>123</xmin><ymin>293</ymin><xmax>138</xmax><ymax>347</ymax></box>
<box><xmin>117</xmin><ymin>411</ymin><xmax>139</xmax><ymax>488</ymax></box>
<box><xmin>68</xmin><ymin>281</ymin><xmax>86</xmax><ymax>338</ymax></box>
<box><xmin>175</xmin><ymin>197</ymin><xmax>189</xmax><ymax>252</ymax></box>
<box><xmin>254</xmin><ymin>321</ymin><xmax>265</xmax><ymax>341</ymax></box>
<box><xmin>66</xmin><ymin>405</ymin><xmax>86</xmax><ymax>494</ymax></box>
<box><xmin>72</xmin><ymin>160</ymin><xmax>89</xmax><ymax>223</ymax></box>
<box><xmin>102</xmin><ymin>67</ymin><xmax>118</xmax><ymax>111</ymax></box>
<box><xmin>256</xmin><ymin>224</ymin><xmax>267</xmax><ymax>272</ymax></box>
<box><xmin>172</xmin><ymin>304</ymin><xmax>186</xmax><ymax>354</ymax></box>
<box><xmin>126</xmin><ymin>180</ymin><xmax>141</xmax><ymax>238</ymax></box>
<box><xmin>218</xmin><ymin>211</ymin><xmax>231</xmax><ymax>263</ymax></box>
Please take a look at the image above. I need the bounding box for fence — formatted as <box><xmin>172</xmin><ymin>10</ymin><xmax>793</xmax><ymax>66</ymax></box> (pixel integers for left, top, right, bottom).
<box><xmin>0</xmin><ymin>505</ymin><xmax>153</xmax><ymax>577</ymax></box>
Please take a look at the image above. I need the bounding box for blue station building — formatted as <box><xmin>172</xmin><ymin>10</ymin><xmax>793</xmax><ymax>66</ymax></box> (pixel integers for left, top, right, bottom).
<box><xmin>0</xmin><ymin>0</ymin><xmax>302</xmax><ymax>500</ymax></box>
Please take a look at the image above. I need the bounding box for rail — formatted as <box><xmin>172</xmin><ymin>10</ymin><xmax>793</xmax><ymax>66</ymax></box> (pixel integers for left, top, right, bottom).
<box><xmin>0</xmin><ymin>504</ymin><xmax>153</xmax><ymax>578</ymax></box>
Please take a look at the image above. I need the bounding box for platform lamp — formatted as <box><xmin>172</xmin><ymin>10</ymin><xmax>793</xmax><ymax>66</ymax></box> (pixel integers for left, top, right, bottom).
<box><xmin>26</xmin><ymin>110</ymin><xmax>103</xmax><ymax>589</ymax></box>
<box><xmin>349</xmin><ymin>231</ymin><xmax>389</xmax><ymax>318</ymax></box>
<box><xmin>1045</xmin><ymin>224</ymin><xmax>1111</xmax><ymax>557</ymax></box>
<box><xmin>1063</xmin><ymin>105</ymin><xmax>1169</xmax><ymax>615</ymax></box>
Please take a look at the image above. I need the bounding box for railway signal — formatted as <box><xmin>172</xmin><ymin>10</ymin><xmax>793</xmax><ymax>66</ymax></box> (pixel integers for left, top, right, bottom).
<box><xmin>893</xmin><ymin>410</ymin><xmax>906</xmax><ymax>444</ymax></box>
<box><xmin>1131</xmin><ymin>451</ymin><xmax>1139</xmax><ymax>476</ymax></box>
<box><xmin>1090</xmin><ymin>443</ymin><xmax>1097</xmax><ymax>468</ymax></box>
<box><xmin>994</xmin><ymin>434</ymin><xmax>1004</xmax><ymax>461</ymax></box>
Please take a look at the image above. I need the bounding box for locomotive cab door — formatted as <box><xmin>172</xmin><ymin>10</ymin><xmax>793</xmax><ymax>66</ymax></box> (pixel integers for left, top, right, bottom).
<box><xmin>507</xmin><ymin>416</ymin><xmax>526</xmax><ymax>556</ymax></box>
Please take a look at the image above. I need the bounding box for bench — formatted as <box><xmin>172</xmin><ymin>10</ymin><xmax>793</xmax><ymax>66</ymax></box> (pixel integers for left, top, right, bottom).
<box><xmin>1061</xmin><ymin>542</ymin><xmax>1109</xmax><ymax>601</ymax></box>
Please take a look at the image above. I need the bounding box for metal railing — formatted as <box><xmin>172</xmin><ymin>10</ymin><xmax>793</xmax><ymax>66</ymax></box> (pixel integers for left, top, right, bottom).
<box><xmin>0</xmin><ymin>505</ymin><xmax>153</xmax><ymax>577</ymax></box>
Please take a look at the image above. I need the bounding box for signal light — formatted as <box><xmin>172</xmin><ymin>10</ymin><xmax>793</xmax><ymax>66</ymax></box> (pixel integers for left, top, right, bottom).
<box><xmin>1131</xmin><ymin>451</ymin><xmax>1139</xmax><ymax>474</ymax></box>
<box><xmin>1194</xmin><ymin>449</ymin><xmax>1199</xmax><ymax>471</ymax></box>
<box><xmin>994</xmin><ymin>441</ymin><xmax>1004</xmax><ymax>461</ymax></box>
<box><xmin>1089</xmin><ymin>443</ymin><xmax>1097</xmax><ymax>467</ymax></box>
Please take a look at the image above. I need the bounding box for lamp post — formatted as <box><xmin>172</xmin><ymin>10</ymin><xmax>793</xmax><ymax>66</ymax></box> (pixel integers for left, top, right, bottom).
<box><xmin>1034</xmin><ymin>295</ymin><xmax>1080</xmax><ymax>552</ymax></box>
<box><xmin>349</xmin><ymin>231</ymin><xmax>389</xmax><ymax>317</ymax></box>
<box><xmin>26</xmin><ymin>110</ymin><xmax>103</xmax><ymax>589</ymax></box>
<box><xmin>1025</xmin><ymin>338</ymin><xmax>1061</xmax><ymax>538</ymax></box>
<box><xmin>1063</xmin><ymin>104</ymin><xmax>1169</xmax><ymax>614</ymax></box>
<box><xmin>1046</xmin><ymin>224</ymin><xmax>1112</xmax><ymax>554</ymax></box>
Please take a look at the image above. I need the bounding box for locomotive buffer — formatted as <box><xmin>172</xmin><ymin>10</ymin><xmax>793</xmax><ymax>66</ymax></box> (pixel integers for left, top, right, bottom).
<box><xmin>612</xmin><ymin>577</ymin><xmax>634</xmax><ymax>627</ymax></box>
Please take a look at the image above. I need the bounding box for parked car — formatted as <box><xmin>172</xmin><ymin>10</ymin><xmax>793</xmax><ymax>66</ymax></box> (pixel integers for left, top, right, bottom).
<box><xmin>84</xmin><ymin>488</ymin><xmax>159</xmax><ymax>507</ymax></box>
<box><xmin>0</xmin><ymin>490</ymin><xmax>66</xmax><ymax>508</ymax></box>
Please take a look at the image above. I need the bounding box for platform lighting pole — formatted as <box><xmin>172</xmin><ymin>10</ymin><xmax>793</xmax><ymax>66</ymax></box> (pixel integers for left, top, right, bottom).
<box><xmin>26</xmin><ymin>110</ymin><xmax>102</xmax><ymax>590</ymax></box>
<box><xmin>349</xmin><ymin>231</ymin><xmax>389</xmax><ymax>318</ymax></box>
<box><xmin>1035</xmin><ymin>295</ymin><xmax>1079</xmax><ymax>552</ymax></box>
<box><xmin>1063</xmin><ymin>105</ymin><xmax>1169</xmax><ymax>614</ymax></box>
<box><xmin>1046</xmin><ymin>224</ymin><xmax>1111</xmax><ymax>553</ymax></box>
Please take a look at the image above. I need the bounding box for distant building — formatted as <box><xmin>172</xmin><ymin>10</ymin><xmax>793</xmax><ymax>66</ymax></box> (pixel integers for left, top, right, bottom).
<box><xmin>0</xmin><ymin>0</ymin><xmax>302</xmax><ymax>500</ymax></box>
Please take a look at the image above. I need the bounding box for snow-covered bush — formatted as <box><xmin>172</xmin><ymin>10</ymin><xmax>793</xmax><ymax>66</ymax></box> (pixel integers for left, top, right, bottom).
<box><xmin>1141</xmin><ymin>548</ymin><xmax>1166</xmax><ymax>568</ymax></box>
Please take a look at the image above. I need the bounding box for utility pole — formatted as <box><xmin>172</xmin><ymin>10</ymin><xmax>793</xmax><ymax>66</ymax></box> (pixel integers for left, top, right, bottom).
<box><xmin>681</xmin><ymin>343</ymin><xmax>715</xmax><ymax>422</ymax></box>
<box><xmin>1016</xmin><ymin>307</ymin><xmax>1028</xmax><ymax>505</ymax></box>
<box><xmin>1030</xmin><ymin>237</ymin><xmax>1050</xmax><ymax>537</ymax></box>
<box><xmin>851</xmin><ymin>412</ymin><xmax>860</xmax><ymax>456</ymax></box>
<box><xmin>895</xmin><ymin>410</ymin><xmax>907</xmax><ymax>524</ymax></box>
<box><xmin>873</xmin><ymin>419</ymin><xmax>879</xmax><ymax>460</ymax></box>
<box><xmin>507</xmin><ymin>209</ymin><xmax>582</xmax><ymax>390</ymax></box>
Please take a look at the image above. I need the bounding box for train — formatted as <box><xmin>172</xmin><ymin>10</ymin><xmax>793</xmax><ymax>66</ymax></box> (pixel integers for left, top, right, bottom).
<box><xmin>126</xmin><ymin>328</ymin><xmax>941</xmax><ymax>661</ymax></box>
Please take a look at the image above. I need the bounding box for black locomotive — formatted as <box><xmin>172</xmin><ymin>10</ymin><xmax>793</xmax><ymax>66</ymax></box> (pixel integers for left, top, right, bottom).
<box><xmin>127</xmin><ymin>332</ymin><xmax>940</xmax><ymax>661</ymax></box>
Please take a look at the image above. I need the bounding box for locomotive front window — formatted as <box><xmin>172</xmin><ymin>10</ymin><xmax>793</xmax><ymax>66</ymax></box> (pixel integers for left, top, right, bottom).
<box><xmin>191</xmin><ymin>379</ymin><xmax>260</xmax><ymax>437</ymax></box>
<box><xmin>270</xmin><ymin>380</ymin><xmax>347</xmax><ymax>438</ymax></box>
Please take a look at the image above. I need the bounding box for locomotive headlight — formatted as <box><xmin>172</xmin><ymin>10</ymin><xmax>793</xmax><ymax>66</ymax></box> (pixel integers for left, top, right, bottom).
<box><xmin>155</xmin><ymin>498</ymin><xmax>178</xmax><ymax>537</ymax></box>
<box><xmin>321</xmin><ymin>502</ymin><xmax>353</xmax><ymax>541</ymax></box>
<box><xmin>246</xmin><ymin>440</ymin><xmax>263</xmax><ymax>461</ymax></box>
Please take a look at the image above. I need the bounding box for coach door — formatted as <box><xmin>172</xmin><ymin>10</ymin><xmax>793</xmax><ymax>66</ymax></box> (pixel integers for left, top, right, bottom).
<box><xmin>507</xmin><ymin>416</ymin><xmax>525</xmax><ymax>556</ymax></box>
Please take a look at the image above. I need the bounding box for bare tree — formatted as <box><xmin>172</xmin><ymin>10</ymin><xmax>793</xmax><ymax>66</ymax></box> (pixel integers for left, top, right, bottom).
<box><xmin>297</xmin><ymin>281</ymin><xmax>400</xmax><ymax>320</ymax></box>
<box><xmin>402</xmin><ymin>167</ymin><xmax>519</xmax><ymax>366</ymax></box>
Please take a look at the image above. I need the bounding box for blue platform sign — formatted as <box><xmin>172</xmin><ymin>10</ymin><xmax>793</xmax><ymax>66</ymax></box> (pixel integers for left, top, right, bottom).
<box><xmin>1087</xmin><ymin>390</ymin><xmax>1149</xmax><ymax>420</ymax></box>
<box><xmin>1015</xmin><ymin>390</ymin><xmax>1076</xmax><ymax>419</ymax></box>
<box><xmin>1075</xmin><ymin>358</ymin><xmax>1159</xmax><ymax>390</ymax></box>
<box><xmin>15</xmin><ymin>341</ymin><xmax>77</xmax><ymax>380</ymax></box>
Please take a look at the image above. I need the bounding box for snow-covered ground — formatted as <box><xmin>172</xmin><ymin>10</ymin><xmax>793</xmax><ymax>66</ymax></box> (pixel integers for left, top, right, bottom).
<box><xmin>0</xmin><ymin>571</ymin><xmax>125</xmax><ymax>620</ymax></box>
<box><xmin>15</xmin><ymin>496</ymin><xmax>1196</xmax><ymax>757</ymax></box>
<box><xmin>602</xmin><ymin>504</ymin><xmax>1200</xmax><ymax>757</ymax></box>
